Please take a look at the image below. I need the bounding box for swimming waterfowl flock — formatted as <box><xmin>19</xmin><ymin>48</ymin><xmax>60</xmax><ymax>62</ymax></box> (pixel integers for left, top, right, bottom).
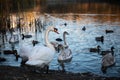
<box><xmin>21</xmin><ymin>34</ymin><xmax>32</xmax><ymax>40</ymax></box>
<box><xmin>0</xmin><ymin>23</ymin><xmax>115</xmax><ymax>74</ymax></box>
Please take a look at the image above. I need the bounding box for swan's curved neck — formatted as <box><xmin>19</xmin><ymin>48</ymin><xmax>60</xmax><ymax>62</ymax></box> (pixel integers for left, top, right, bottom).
<box><xmin>60</xmin><ymin>46</ymin><xmax>65</xmax><ymax>55</ymax></box>
<box><xmin>45</xmin><ymin>28</ymin><xmax>55</xmax><ymax>52</ymax></box>
<box><xmin>63</xmin><ymin>33</ymin><xmax>67</xmax><ymax>45</ymax></box>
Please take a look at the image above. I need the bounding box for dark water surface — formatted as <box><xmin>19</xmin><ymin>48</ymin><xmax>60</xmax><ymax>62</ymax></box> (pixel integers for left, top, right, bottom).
<box><xmin>0</xmin><ymin>0</ymin><xmax>120</xmax><ymax>77</ymax></box>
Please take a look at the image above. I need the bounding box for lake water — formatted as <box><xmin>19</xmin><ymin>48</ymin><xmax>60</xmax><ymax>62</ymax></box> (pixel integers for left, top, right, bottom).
<box><xmin>0</xmin><ymin>0</ymin><xmax>120</xmax><ymax>77</ymax></box>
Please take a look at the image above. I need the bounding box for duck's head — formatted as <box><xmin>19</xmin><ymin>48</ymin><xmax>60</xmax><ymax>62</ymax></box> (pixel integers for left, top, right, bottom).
<box><xmin>97</xmin><ymin>45</ymin><xmax>101</xmax><ymax>53</ymax></box>
<box><xmin>111</xmin><ymin>46</ymin><xmax>114</xmax><ymax>55</ymax></box>
<box><xmin>111</xmin><ymin>46</ymin><xmax>114</xmax><ymax>51</ymax></box>
<box><xmin>32</xmin><ymin>40</ymin><xmax>35</xmax><ymax>46</ymax></box>
<box><xmin>101</xmin><ymin>36</ymin><xmax>104</xmax><ymax>38</ymax></box>
<box><xmin>97</xmin><ymin>45</ymin><xmax>101</xmax><ymax>49</ymax></box>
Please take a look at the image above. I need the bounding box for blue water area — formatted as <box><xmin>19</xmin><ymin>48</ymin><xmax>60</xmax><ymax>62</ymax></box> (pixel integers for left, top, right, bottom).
<box><xmin>0</xmin><ymin>14</ymin><xmax>120</xmax><ymax>77</ymax></box>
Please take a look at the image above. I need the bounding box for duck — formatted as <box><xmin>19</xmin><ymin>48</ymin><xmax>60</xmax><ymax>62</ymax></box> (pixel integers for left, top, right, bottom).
<box><xmin>0</xmin><ymin>57</ymin><xmax>6</xmax><ymax>62</ymax></box>
<box><xmin>105</xmin><ymin>30</ymin><xmax>114</xmax><ymax>34</ymax></box>
<box><xmin>56</xmin><ymin>38</ymin><xmax>63</xmax><ymax>42</ymax></box>
<box><xmin>64</xmin><ymin>23</ymin><xmax>67</xmax><ymax>26</ymax></box>
<box><xmin>89</xmin><ymin>45</ymin><xmax>101</xmax><ymax>53</ymax></box>
<box><xmin>100</xmin><ymin>46</ymin><xmax>114</xmax><ymax>55</ymax></box>
<box><xmin>20</xmin><ymin>26</ymin><xmax>59</xmax><ymax>73</ymax></box>
<box><xmin>32</xmin><ymin>40</ymin><xmax>40</xmax><ymax>46</ymax></box>
<box><xmin>3</xmin><ymin>50</ymin><xmax>19</xmax><ymax>61</ymax></box>
<box><xmin>21</xmin><ymin>34</ymin><xmax>32</xmax><ymax>40</ymax></box>
<box><xmin>82</xmin><ymin>26</ymin><xmax>86</xmax><ymax>31</ymax></box>
<box><xmin>101</xmin><ymin>47</ymin><xmax>115</xmax><ymax>73</ymax></box>
<box><xmin>95</xmin><ymin>36</ymin><xmax>104</xmax><ymax>43</ymax></box>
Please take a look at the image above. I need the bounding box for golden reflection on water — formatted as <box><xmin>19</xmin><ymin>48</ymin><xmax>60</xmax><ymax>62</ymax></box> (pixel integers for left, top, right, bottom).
<box><xmin>8</xmin><ymin>11</ymin><xmax>36</xmax><ymax>29</ymax></box>
<box><xmin>0</xmin><ymin>0</ymin><xmax>120</xmax><ymax>30</ymax></box>
<box><xmin>7</xmin><ymin>13</ymin><xmax>120</xmax><ymax>30</ymax></box>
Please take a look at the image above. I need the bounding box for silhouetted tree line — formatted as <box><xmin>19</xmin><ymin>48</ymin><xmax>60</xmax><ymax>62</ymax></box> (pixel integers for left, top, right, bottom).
<box><xmin>44</xmin><ymin>0</ymin><xmax>120</xmax><ymax>4</ymax></box>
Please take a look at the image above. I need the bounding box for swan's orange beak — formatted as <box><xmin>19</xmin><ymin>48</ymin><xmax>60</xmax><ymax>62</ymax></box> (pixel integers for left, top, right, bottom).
<box><xmin>54</xmin><ymin>28</ymin><xmax>59</xmax><ymax>34</ymax></box>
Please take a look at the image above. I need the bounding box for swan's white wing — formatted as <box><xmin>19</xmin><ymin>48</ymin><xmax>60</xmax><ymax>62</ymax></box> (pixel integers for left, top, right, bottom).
<box><xmin>19</xmin><ymin>44</ymin><xmax>33</xmax><ymax>57</ymax></box>
<box><xmin>26</xmin><ymin>45</ymin><xmax>54</xmax><ymax>66</ymax></box>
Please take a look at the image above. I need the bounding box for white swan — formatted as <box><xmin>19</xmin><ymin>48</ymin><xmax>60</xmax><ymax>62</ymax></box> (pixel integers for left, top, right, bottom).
<box><xmin>58</xmin><ymin>31</ymin><xmax>72</xmax><ymax>62</ymax></box>
<box><xmin>24</xmin><ymin>26</ymin><xmax>59</xmax><ymax>71</ymax></box>
<box><xmin>19</xmin><ymin>44</ymin><xmax>33</xmax><ymax>65</ymax></box>
<box><xmin>101</xmin><ymin>48</ymin><xmax>115</xmax><ymax>73</ymax></box>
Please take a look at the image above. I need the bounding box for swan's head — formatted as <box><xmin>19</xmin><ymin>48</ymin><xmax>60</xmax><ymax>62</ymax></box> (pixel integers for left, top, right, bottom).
<box><xmin>54</xmin><ymin>28</ymin><xmax>59</xmax><ymax>34</ymax></box>
<box><xmin>64</xmin><ymin>31</ymin><xmax>69</xmax><ymax>35</ymax></box>
<box><xmin>49</xmin><ymin>26</ymin><xmax>59</xmax><ymax>34</ymax></box>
